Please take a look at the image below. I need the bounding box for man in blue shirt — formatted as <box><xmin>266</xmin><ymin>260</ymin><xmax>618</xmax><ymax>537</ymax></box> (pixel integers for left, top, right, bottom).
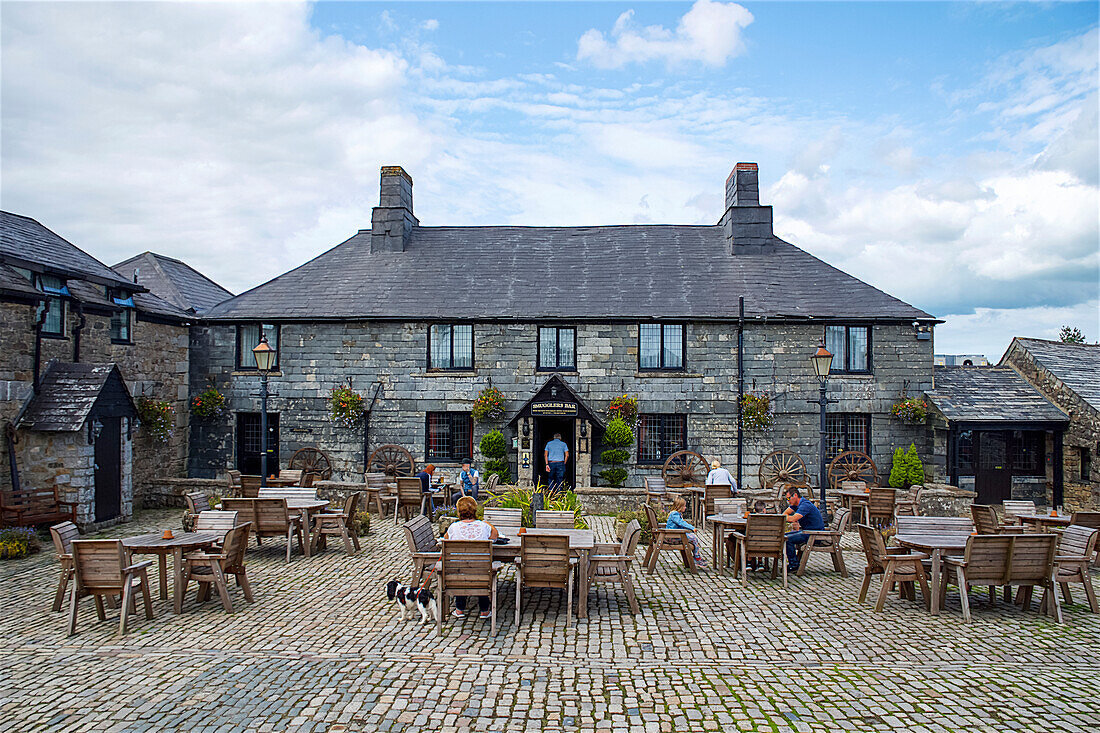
<box><xmin>452</xmin><ymin>459</ymin><xmax>480</xmax><ymax>504</ymax></box>
<box><xmin>782</xmin><ymin>485</ymin><xmax>826</xmax><ymax>572</ymax></box>
<box><xmin>543</xmin><ymin>433</ymin><xmax>570</xmax><ymax>492</ymax></box>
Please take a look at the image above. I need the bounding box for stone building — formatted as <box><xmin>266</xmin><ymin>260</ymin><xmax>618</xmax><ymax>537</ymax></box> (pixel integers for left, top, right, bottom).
<box><xmin>0</xmin><ymin>212</ymin><xmax>216</xmax><ymax>527</ymax></box>
<box><xmin>1001</xmin><ymin>338</ymin><xmax>1100</xmax><ymax>510</ymax></box>
<box><xmin>193</xmin><ymin>164</ymin><xmax>939</xmax><ymax>492</ymax></box>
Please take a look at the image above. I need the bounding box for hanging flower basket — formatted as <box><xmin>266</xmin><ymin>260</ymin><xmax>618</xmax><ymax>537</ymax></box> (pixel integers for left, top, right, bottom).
<box><xmin>137</xmin><ymin>397</ymin><xmax>173</xmax><ymax>444</ymax></box>
<box><xmin>607</xmin><ymin>395</ymin><xmax>638</xmax><ymax>425</ymax></box>
<box><xmin>472</xmin><ymin>387</ymin><xmax>505</xmax><ymax>422</ymax></box>
<box><xmin>890</xmin><ymin>397</ymin><xmax>928</xmax><ymax>425</ymax></box>
<box><xmin>740</xmin><ymin>393</ymin><xmax>774</xmax><ymax>433</ymax></box>
<box><xmin>329</xmin><ymin>385</ymin><xmax>365</xmax><ymax>429</ymax></box>
<box><xmin>191</xmin><ymin>386</ymin><xmax>226</xmax><ymax>421</ymax></box>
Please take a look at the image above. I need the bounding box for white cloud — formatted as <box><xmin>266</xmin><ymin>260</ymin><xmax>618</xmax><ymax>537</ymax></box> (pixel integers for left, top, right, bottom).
<box><xmin>577</xmin><ymin>0</ymin><xmax>753</xmax><ymax>69</ymax></box>
<box><xmin>422</xmin><ymin>19</ymin><xmax>439</xmax><ymax>32</ymax></box>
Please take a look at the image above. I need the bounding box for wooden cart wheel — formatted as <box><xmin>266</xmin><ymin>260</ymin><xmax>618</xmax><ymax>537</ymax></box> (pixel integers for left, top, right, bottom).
<box><xmin>288</xmin><ymin>447</ymin><xmax>334</xmax><ymax>481</ymax></box>
<box><xmin>758</xmin><ymin>450</ymin><xmax>809</xmax><ymax>490</ymax></box>
<box><xmin>827</xmin><ymin>450</ymin><xmax>878</xmax><ymax>490</ymax></box>
<box><xmin>662</xmin><ymin>450</ymin><xmax>708</xmax><ymax>488</ymax></box>
<box><xmin>367</xmin><ymin>444</ymin><xmax>416</xmax><ymax>479</ymax></box>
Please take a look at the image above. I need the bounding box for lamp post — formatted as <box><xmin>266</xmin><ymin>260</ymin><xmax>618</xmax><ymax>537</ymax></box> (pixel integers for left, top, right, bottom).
<box><xmin>253</xmin><ymin>334</ymin><xmax>277</xmax><ymax>488</ymax></box>
<box><xmin>808</xmin><ymin>344</ymin><xmax>836</xmax><ymax>512</ymax></box>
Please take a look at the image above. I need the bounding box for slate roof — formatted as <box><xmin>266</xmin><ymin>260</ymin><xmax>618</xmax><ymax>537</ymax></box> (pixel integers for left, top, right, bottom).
<box><xmin>205</xmin><ymin>226</ymin><xmax>935</xmax><ymax>322</ymax></box>
<box><xmin>113</xmin><ymin>251</ymin><xmax>233</xmax><ymax>314</ymax></box>
<box><xmin>1006</xmin><ymin>338</ymin><xmax>1100</xmax><ymax>412</ymax></box>
<box><xmin>0</xmin><ymin>211</ymin><xmax>134</xmax><ymax>288</ymax></box>
<box><xmin>0</xmin><ymin>264</ymin><xmax>43</xmax><ymax>300</ymax></box>
<box><xmin>17</xmin><ymin>363</ymin><xmax>135</xmax><ymax>432</ymax></box>
<box><xmin>925</xmin><ymin>367</ymin><xmax>1068</xmax><ymax>425</ymax></box>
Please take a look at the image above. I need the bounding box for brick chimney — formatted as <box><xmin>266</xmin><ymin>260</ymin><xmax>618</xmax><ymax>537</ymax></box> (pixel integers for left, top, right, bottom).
<box><xmin>719</xmin><ymin>162</ymin><xmax>773</xmax><ymax>254</ymax></box>
<box><xmin>371</xmin><ymin>166</ymin><xmax>418</xmax><ymax>253</ymax></box>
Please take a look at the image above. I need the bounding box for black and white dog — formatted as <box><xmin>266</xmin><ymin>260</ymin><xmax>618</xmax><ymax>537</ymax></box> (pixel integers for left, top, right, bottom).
<box><xmin>386</xmin><ymin>580</ymin><xmax>437</xmax><ymax>624</ymax></box>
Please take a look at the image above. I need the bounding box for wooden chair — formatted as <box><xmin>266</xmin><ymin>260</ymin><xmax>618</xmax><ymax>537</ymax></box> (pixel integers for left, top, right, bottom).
<box><xmin>484</xmin><ymin>473</ymin><xmax>501</xmax><ymax>495</ymax></box>
<box><xmin>713</xmin><ymin>498</ymin><xmax>747</xmax><ymax>516</ymax></box>
<box><xmin>227</xmin><ymin>469</ymin><xmax>242</xmax><ymax>493</ymax></box>
<box><xmin>588</xmin><ymin>519</ymin><xmax>641</xmax><ymax>614</ymax></box>
<box><xmin>971</xmin><ymin>505</ymin><xmax>1026</xmax><ymax>535</ymax></box>
<box><xmin>222</xmin><ymin>499</ymin><xmax>259</xmax><ymax>543</ymax></box>
<box><xmin>484</xmin><ymin>508</ymin><xmax>523</xmax><ymax>529</ymax></box>
<box><xmin>863</xmin><ymin>487</ymin><xmax>897</xmax><ymax>528</ymax></box>
<box><xmin>0</xmin><ymin>485</ymin><xmax>77</xmax><ymax>527</ymax></box>
<box><xmin>941</xmin><ymin>535</ymin><xmax>1019</xmax><ymax>623</ymax></box>
<box><xmin>257</xmin><ymin>487</ymin><xmax>317</xmax><ymax>501</ymax></box>
<box><xmin>67</xmin><ymin>540</ymin><xmax>154</xmax><ymax>636</ymax></box>
<box><xmin>300</xmin><ymin>473</ymin><xmax>316</xmax><ymax>488</ymax></box>
<box><xmin>1053</xmin><ymin>525</ymin><xmax>1098</xmax><ymax>612</ymax></box>
<box><xmin>437</xmin><ymin>539</ymin><xmax>502</xmax><ymax>635</ymax></box>
<box><xmin>727</xmin><ymin>514</ymin><xmax>788</xmax><ymax>589</ymax></box>
<box><xmin>253</xmin><ymin>498</ymin><xmax>305</xmax><ymax>562</ymax></box>
<box><xmin>515</xmin><ymin>534</ymin><xmax>576</xmax><ymax>627</ymax></box>
<box><xmin>279</xmin><ymin>469</ymin><xmax>303</xmax><ymax>484</ymax></box>
<box><xmin>185</xmin><ymin>492</ymin><xmax>211</xmax><ymax>515</ymax></box>
<box><xmin>180</xmin><ymin>523</ymin><xmax>253</xmax><ymax>613</ymax></box>
<box><xmin>193</xmin><ymin>510</ymin><xmax>239</xmax><ymax>543</ymax></box>
<box><xmin>644</xmin><ymin>476</ymin><xmax>668</xmax><ymax>506</ymax></box>
<box><xmin>642</xmin><ymin>503</ymin><xmax>697</xmax><ymax>574</ymax></box>
<box><xmin>535</xmin><ymin>510</ymin><xmax>575</xmax><ymax>529</ymax></box>
<box><xmin>395</xmin><ymin>477</ymin><xmax>424</xmax><ymax>524</ymax></box>
<box><xmin>363</xmin><ymin>472</ymin><xmax>397</xmax><ymax>518</ymax></box>
<box><xmin>1008</xmin><ymin>534</ymin><xmax>1062</xmax><ymax>623</ymax></box>
<box><xmin>49</xmin><ymin>521</ymin><xmax>80</xmax><ymax>613</ymax></box>
<box><xmin>895</xmin><ymin>516</ymin><xmax>974</xmax><ymax>536</ymax></box>
<box><xmin>702</xmin><ymin>484</ymin><xmax>733</xmax><ymax>531</ymax></box>
<box><xmin>240</xmin><ymin>475</ymin><xmax>262</xmax><ymax>498</ymax></box>
<box><xmin>1070</xmin><ymin>512</ymin><xmax>1100</xmax><ymax>566</ymax></box>
<box><xmin>856</xmin><ymin>524</ymin><xmax>930</xmax><ymax>612</ymax></box>
<box><xmin>796</xmin><ymin>507</ymin><xmax>851</xmax><ymax>578</ymax></box>
<box><xmin>311</xmin><ymin>493</ymin><xmax>362</xmax><ymax>555</ymax></box>
<box><xmin>1001</xmin><ymin>500</ymin><xmax>1036</xmax><ymax>526</ymax></box>
<box><xmin>895</xmin><ymin>485</ymin><xmax>923</xmax><ymax>517</ymax></box>
<box><xmin>402</xmin><ymin>515</ymin><xmax>441</xmax><ymax>587</ymax></box>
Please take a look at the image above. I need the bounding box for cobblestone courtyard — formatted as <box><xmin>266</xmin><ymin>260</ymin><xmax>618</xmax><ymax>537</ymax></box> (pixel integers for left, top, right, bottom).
<box><xmin>2</xmin><ymin>508</ymin><xmax>1099</xmax><ymax>732</ymax></box>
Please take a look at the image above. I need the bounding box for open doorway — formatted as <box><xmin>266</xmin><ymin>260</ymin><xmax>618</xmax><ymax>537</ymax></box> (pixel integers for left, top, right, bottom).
<box><xmin>534</xmin><ymin>417</ymin><xmax>575</xmax><ymax>490</ymax></box>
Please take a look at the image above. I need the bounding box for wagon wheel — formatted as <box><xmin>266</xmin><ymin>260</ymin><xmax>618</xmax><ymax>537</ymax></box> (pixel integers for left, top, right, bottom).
<box><xmin>827</xmin><ymin>450</ymin><xmax>878</xmax><ymax>490</ymax></box>
<box><xmin>289</xmin><ymin>447</ymin><xmax>333</xmax><ymax>481</ymax></box>
<box><xmin>758</xmin><ymin>450</ymin><xmax>809</xmax><ymax>490</ymax></box>
<box><xmin>662</xmin><ymin>450</ymin><xmax>708</xmax><ymax>488</ymax></box>
<box><xmin>367</xmin><ymin>444</ymin><xmax>416</xmax><ymax>479</ymax></box>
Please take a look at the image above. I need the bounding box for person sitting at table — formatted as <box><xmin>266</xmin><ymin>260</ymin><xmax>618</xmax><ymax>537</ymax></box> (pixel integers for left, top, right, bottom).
<box><xmin>443</xmin><ymin>496</ymin><xmax>499</xmax><ymax>619</ymax></box>
<box><xmin>452</xmin><ymin>458</ymin><xmax>480</xmax><ymax>504</ymax></box>
<box><xmin>781</xmin><ymin>485</ymin><xmax>825</xmax><ymax>572</ymax></box>
<box><xmin>705</xmin><ymin>459</ymin><xmax>738</xmax><ymax>493</ymax></box>
<box><xmin>666</xmin><ymin>495</ymin><xmax>705</xmax><ymax>566</ymax></box>
<box><xmin>416</xmin><ymin>463</ymin><xmax>436</xmax><ymax>517</ymax></box>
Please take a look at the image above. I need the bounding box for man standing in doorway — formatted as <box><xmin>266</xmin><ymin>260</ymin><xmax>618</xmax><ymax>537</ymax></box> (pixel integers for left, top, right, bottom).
<box><xmin>544</xmin><ymin>432</ymin><xmax>570</xmax><ymax>492</ymax></box>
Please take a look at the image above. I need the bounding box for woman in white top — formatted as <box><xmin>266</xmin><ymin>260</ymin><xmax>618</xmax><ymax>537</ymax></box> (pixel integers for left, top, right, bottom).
<box><xmin>705</xmin><ymin>459</ymin><xmax>738</xmax><ymax>493</ymax></box>
<box><xmin>443</xmin><ymin>496</ymin><xmax>499</xmax><ymax>619</ymax></box>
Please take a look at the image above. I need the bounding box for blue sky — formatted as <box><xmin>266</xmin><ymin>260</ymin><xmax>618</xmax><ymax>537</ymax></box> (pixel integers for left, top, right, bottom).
<box><xmin>2</xmin><ymin>2</ymin><xmax>1097</xmax><ymax>358</ymax></box>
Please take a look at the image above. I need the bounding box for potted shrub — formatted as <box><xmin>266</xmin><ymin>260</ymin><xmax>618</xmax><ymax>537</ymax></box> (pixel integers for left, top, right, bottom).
<box><xmin>472</xmin><ymin>387</ymin><xmax>506</xmax><ymax>422</ymax></box>
<box><xmin>598</xmin><ymin>418</ymin><xmax>634</xmax><ymax>488</ymax></box>
<box><xmin>479</xmin><ymin>429</ymin><xmax>511</xmax><ymax>483</ymax></box>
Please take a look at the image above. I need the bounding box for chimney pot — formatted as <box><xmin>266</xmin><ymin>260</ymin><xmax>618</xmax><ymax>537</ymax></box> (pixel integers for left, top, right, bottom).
<box><xmin>726</xmin><ymin>162</ymin><xmax>759</xmax><ymax>208</ymax></box>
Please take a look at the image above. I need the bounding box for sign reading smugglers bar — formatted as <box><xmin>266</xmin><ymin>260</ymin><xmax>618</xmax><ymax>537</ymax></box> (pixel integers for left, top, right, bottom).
<box><xmin>529</xmin><ymin>400</ymin><xmax>578</xmax><ymax>417</ymax></box>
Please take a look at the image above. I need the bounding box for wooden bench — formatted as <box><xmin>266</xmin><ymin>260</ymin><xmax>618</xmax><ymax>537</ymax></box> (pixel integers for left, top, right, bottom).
<box><xmin>895</xmin><ymin>516</ymin><xmax>974</xmax><ymax>537</ymax></box>
<box><xmin>1</xmin><ymin>486</ymin><xmax>77</xmax><ymax>527</ymax></box>
<box><xmin>943</xmin><ymin>533</ymin><xmax>1061</xmax><ymax>623</ymax></box>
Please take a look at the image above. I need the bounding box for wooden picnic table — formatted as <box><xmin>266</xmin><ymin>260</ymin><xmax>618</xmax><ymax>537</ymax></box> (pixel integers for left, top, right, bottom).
<box><xmin>708</xmin><ymin>514</ymin><xmax>747</xmax><ymax>572</ymax></box>
<box><xmin>122</xmin><ymin>531</ymin><xmax>222</xmax><ymax>613</ymax></box>
<box><xmin>262</xmin><ymin>477</ymin><xmax>301</xmax><ymax>487</ymax></box>
<box><xmin>495</xmin><ymin>527</ymin><xmax>595</xmax><ymax>619</ymax></box>
<box><xmin>1016</xmin><ymin>513</ymin><xmax>1073</xmax><ymax>530</ymax></box>
<box><xmin>895</xmin><ymin>533</ymin><xmax>971</xmax><ymax>615</ymax></box>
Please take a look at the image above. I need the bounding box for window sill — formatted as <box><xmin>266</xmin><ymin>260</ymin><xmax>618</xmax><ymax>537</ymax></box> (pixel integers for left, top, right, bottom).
<box><xmin>420</xmin><ymin>370</ymin><xmax>477</xmax><ymax>378</ymax></box>
<box><xmin>828</xmin><ymin>372</ymin><xmax>874</xmax><ymax>379</ymax></box>
<box><xmin>635</xmin><ymin>371</ymin><xmax>700</xmax><ymax>378</ymax></box>
<box><xmin>536</xmin><ymin>368</ymin><xmax>578</xmax><ymax>374</ymax></box>
<box><xmin>40</xmin><ymin>333</ymin><xmax>68</xmax><ymax>340</ymax></box>
<box><xmin>231</xmin><ymin>370</ymin><xmax>284</xmax><ymax>377</ymax></box>
<box><xmin>111</xmin><ymin>339</ymin><xmax>133</xmax><ymax>346</ymax></box>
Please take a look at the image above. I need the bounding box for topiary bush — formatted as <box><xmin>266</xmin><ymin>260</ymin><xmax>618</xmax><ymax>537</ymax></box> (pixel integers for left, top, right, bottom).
<box><xmin>599</xmin><ymin>417</ymin><xmax>634</xmax><ymax>487</ymax></box>
<box><xmin>479</xmin><ymin>430</ymin><xmax>511</xmax><ymax>483</ymax></box>
<box><xmin>600</xmin><ymin>449</ymin><xmax>630</xmax><ymax>465</ymax></box>
<box><xmin>888</xmin><ymin>447</ymin><xmax>906</xmax><ymax>489</ymax></box>
<box><xmin>905</xmin><ymin>443</ymin><xmax>925</xmax><ymax>488</ymax></box>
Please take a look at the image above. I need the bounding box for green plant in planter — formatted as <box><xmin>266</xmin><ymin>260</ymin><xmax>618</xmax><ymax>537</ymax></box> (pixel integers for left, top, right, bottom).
<box><xmin>137</xmin><ymin>397</ymin><xmax>173</xmax><ymax>443</ymax></box>
<box><xmin>904</xmin><ymin>443</ymin><xmax>925</xmax><ymax>487</ymax></box>
<box><xmin>329</xmin><ymin>385</ymin><xmax>365</xmax><ymax>429</ymax></box>
<box><xmin>0</xmin><ymin>527</ymin><xmax>41</xmax><ymax>560</ymax></box>
<box><xmin>890</xmin><ymin>397</ymin><xmax>928</xmax><ymax>424</ymax></box>
<box><xmin>599</xmin><ymin>418</ymin><xmax>634</xmax><ymax>488</ymax></box>
<box><xmin>471</xmin><ymin>387</ymin><xmax>506</xmax><ymax>422</ymax></box>
<box><xmin>191</xmin><ymin>386</ymin><xmax>226</xmax><ymax>421</ymax></box>
<box><xmin>740</xmin><ymin>393</ymin><xmax>774</xmax><ymax>433</ymax></box>
<box><xmin>606</xmin><ymin>395</ymin><xmax>638</xmax><ymax>426</ymax></box>
<box><xmin>486</xmin><ymin>484</ymin><xmax>587</xmax><ymax>528</ymax></box>
<box><xmin>888</xmin><ymin>447</ymin><xmax>907</xmax><ymax>489</ymax></box>
<box><xmin>479</xmin><ymin>429</ymin><xmax>511</xmax><ymax>483</ymax></box>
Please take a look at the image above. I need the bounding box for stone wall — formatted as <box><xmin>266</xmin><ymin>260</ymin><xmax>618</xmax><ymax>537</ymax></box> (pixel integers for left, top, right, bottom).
<box><xmin>0</xmin><ymin>301</ymin><xmax>37</xmax><ymax>492</ymax></box>
<box><xmin>1003</xmin><ymin>346</ymin><xmax>1100</xmax><ymax>511</ymax></box>
<box><xmin>190</xmin><ymin>320</ymin><xmax>934</xmax><ymax>491</ymax></box>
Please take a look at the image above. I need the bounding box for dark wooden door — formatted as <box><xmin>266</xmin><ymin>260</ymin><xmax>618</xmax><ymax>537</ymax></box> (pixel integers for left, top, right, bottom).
<box><xmin>975</xmin><ymin>431</ymin><xmax>1012</xmax><ymax>504</ymax></box>
<box><xmin>94</xmin><ymin>416</ymin><xmax>122</xmax><ymax>522</ymax></box>
<box><xmin>236</xmin><ymin>412</ymin><xmax>279</xmax><ymax>476</ymax></box>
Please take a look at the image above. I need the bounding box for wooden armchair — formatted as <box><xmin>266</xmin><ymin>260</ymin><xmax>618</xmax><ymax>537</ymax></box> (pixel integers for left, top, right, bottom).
<box><xmin>644</xmin><ymin>477</ymin><xmax>668</xmax><ymax>506</ymax></box>
<box><xmin>227</xmin><ymin>469</ymin><xmax>242</xmax><ymax>494</ymax></box>
<box><xmin>67</xmin><ymin>540</ymin><xmax>154</xmax><ymax>636</ymax></box>
<box><xmin>1070</xmin><ymin>512</ymin><xmax>1100</xmax><ymax>566</ymax></box>
<box><xmin>402</xmin><ymin>515</ymin><xmax>440</xmax><ymax>587</ymax></box>
<box><xmin>279</xmin><ymin>469</ymin><xmax>303</xmax><ymax>484</ymax></box>
<box><xmin>257</xmin><ymin>487</ymin><xmax>317</xmax><ymax>501</ymax></box>
<box><xmin>588</xmin><ymin>519</ymin><xmax>641</xmax><ymax>614</ymax></box>
<box><xmin>796</xmin><ymin>507</ymin><xmax>851</xmax><ymax>578</ymax></box>
<box><xmin>185</xmin><ymin>492</ymin><xmax>211</xmax><ymax>515</ymax></box>
<box><xmin>856</xmin><ymin>524</ymin><xmax>930</xmax><ymax>612</ymax></box>
<box><xmin>515</xmin><ymin>534</ymin><xmax>576</xmax><ymax>627</ymax></box>
<box><xmin>483</xmin><ymin>473</ymin><xmax>501</xmax><ymax>494</ymax></box>
<box><xmin>364</xmin><ymin>472</ymin><xmax>398</xmax><ymax>518</ymax></box>
<box><xmin>535</xmin><ymin>510</ymin><xmax>575</xmax><ymax>529</ymax></box>
<box><xmin>895</xmin><ymin>485</ymin><xmax>923</xmax><ymax>517</ymax></box>
<box><xmin>311</xmin><ymin>492</ymin><xmax>362</xmax><ymax>555</ymax></box>
<box><xmin>49</xmin><ymin>521</ymin><xmax>80</xmax><ymax>613</ymax></box>
<box><xmin>971</xmin><ymin>505</ymin><xmax>1026</xmax><ymax>535</ymax></box>
<box><xmin>240</xmin><ymin>475</ymin><xmax>262</xmax><ymax>498</ymax></box>
<box><xmin>484</xmin><ymin>508</ymin><xmax>523</xmax><ymax>530</ymax></box>
<box><xmin>703</xmin><ymin>484</ymin><xmax>733</xmax><ymax>531</ymax></box>
<box><xmin>395</xmin><ymin>477</ymin><xmax>424</xmax><ymax>524</ymax></box>
<box><xmin>642</xmin><ymin>503</ymin><xmax>697</xmax><ymax>574</ymax></box>
<box><xmin>181</xmin><ymin>523</ymin><xmax>253</xmax><ymax>613</ymax></box>
<box><xmin>194</xmin><ymin>510</ymin><xmax>239</xmax><ymax>546</ymax></box>
<box><xmin>863</xmin><ymin>488</ymin><xmax>897</xmax><ymax>528</ymax></box>
<box><xmin>941</xmin><ymin>535</ymin><xmax>1015</xmax><ymax>623</ymax></box>
<box><xmin>222</xmin><ymin>499</ymin><xmax>259</xmax><ymax>544</ymax></box>
<box><xmin>1053</xmin><ymin>525</ymin><xmax>1098</xmax><ymax>613</ymax></box>
<box><xmin>727</xmin><ymin>514</ymin><xmax>788</xmax><ymax>589</ymax></box>
<box><xmin>437</xmin><ymin>539</ymin><xmax>503</xmax><ymax>635</ymax></box>
<box><xmin>253</xmin><ymin>498</ymin><xmax>305</xmax><ymax>563</ymax></box>
<box><xmin>1001</xmin><ymin>500</ymin><xmax>1036</xmax><ymax>526</ymax></box>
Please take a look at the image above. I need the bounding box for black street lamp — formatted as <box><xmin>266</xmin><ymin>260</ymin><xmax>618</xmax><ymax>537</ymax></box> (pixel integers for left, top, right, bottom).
<box><xmin>252</xmin><ymin>334</ymin><xmax>277</xmax><ymax>488</ymax></box>
<box><xmin>808</xmin><ymin>344</ymin><xmax>836</xmax><ymax>512</ymax></box>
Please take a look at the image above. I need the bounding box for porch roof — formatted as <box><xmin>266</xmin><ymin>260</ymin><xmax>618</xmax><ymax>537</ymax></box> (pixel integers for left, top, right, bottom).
<box><xmin>925</xmin><ymin>366</ymin><xmax>1068</xmax><ymax>427</ymax></box>
<box><xmin>17</xmin><ymin>363</ymin><xmax>136</xmax><ymax>432</ymax></box>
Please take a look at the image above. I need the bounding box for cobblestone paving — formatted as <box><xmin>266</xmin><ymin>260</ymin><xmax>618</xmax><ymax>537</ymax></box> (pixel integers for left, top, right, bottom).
<box><xmin>2</xmin><ymin>509</ymin><xmax>1099</xmax><ymax>732</ymax></box>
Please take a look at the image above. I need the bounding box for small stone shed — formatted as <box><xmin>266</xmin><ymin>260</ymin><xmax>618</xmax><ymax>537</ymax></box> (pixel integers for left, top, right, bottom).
<box><xmin>15</xmin><ymin>362</ymin><xmax>136</xmax><ymax>529</ymax></box>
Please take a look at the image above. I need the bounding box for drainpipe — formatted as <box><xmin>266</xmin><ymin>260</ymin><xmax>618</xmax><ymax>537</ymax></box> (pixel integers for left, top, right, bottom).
<box><xmin>736</xmin><ymin>296</ymin><xmax>744</xmax><ymax>489</ymax></box>
<box><xmin>72</xmin><ymin>301</ymin><xmax>86</xmax><ymax>363</ymax></box>
<box><xmin>362</xmin><ymin>382</ymin><xmax>383</xmax><ymax>473</ymax></box>
<box><xmin>32</xmin><ymin>301</ymin><xmax>50</xmax><ymax>394</ymax></box>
